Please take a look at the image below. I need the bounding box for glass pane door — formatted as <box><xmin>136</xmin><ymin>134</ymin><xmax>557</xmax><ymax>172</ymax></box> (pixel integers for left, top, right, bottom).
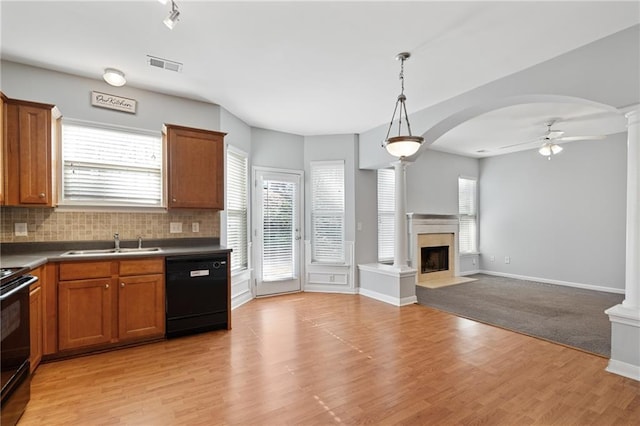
<box><xmin>254</xmin><ymin>168</ymin><xmax>302</xmax><ymax>296</ymax></box>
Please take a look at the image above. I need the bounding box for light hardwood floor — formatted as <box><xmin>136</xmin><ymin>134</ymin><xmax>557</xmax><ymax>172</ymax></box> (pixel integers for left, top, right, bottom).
<box><xmin>19</xmin><ymin>293</ymin><xmax>640</xmax><ymax>425</ymax></box>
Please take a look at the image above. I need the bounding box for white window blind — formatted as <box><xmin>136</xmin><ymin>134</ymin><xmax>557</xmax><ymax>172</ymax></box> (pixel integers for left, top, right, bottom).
<box><xmin>262</xmin><ymin>179</ymin><xmax>296</xmax><ymax>281</ymax></box>
<box><xmin>377</xmin><ymin>169</ymin><xmax>395</xmax><ymax>263</ymax></box>
<box><xmin>311</xmin><ymin>161</ymin><xmax>345</xmax><ymax>263</ymax></box>
<box><xmin>227</xmin><ymin>148</ymin><xmax>248</xmax><ymax>272</ymax></box>
<box><xmin>61</xmin><ymin>120</ymin><xmax>162</xmax><ymax>206</ymax></box>
<box><xmin>458</xmin><ymin>177</ymin><xmax>478</xmax><ymax>253</ymax></box>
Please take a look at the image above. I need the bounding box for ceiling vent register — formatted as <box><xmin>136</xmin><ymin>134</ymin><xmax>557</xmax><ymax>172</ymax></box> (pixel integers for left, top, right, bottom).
<box><xmin>147</xmin><ymin>56</ymin><xmax>183</xmax><ymax>72</ymax></box>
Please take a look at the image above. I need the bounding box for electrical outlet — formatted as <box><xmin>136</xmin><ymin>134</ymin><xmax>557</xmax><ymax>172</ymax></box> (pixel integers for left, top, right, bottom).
<box><xmin>490</xmin><ymin>256</ymin><xmax>495</xmax><ymax>262</ymax></box>
<box><xmin>472</xmin><ymin>257</ymin><xmax>477</xmax><ymax>265</ymax></box>
<box><xmin>14</xmin><ymin>223</ymin><xmax>28</xmax><ymax>237</ymax></box>
<box><xmin>192</xmin><ymin>222</ymin><xmax>200</xmax><ymax>233</ymax></box>
<box><xmin>169</xmin><ymin>222</ymin><xmax>182</xmax><ymax>233</ymax></box>
<box><xmin>505</xmin><ymin>256</ymin><xmax>511</xmax><ymax>264</ymax></box>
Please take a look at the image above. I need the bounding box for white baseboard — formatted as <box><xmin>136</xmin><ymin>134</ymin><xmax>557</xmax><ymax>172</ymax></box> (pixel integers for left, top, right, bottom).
<box><xmin>478</xmin><ymin>270</ymin><xmax>624</xmax><ymax>294</ymax></box>
<box><xmin>231</xmin><ymin>289</ymin><xmax>253</xmax><ymax>310</ymax></box>
<box><xmin>460</xmin><ymin>269</ymin><xmax>481</xmax><ymax>276</ymax></box>
<box><xmin>358</xmin><ymin>288</ymin><xmax>417</xmax><ymax>307</ymax></box>
<box><xmin>606</xmin><ymin>359</ymin><xmax>640</xmax><ymax>381</ymax></box>
<box><xmin>304</xmin><ymin>284</ymin><xmax>358</xmax><ymax>294</ymax></box>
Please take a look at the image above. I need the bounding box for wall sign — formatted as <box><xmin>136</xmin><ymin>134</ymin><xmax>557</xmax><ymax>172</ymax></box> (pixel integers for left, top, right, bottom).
<box><xmin>91</xmin><ymin>91</ymin><xmax>137</xmax><ymax>114</ymax></box>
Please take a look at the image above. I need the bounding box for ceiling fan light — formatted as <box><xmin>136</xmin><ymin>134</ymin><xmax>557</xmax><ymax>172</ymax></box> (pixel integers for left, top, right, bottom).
<box><xmin>385</xmin><ymin>136</ymin><xmax>423</xmax><ymax>158</ymax></box>
<box><xmin>550</xmin><ymin>143</ymin><xmax>563</xmax><ymax>155</ymax></box>
<box><xmin>157</xmin><ymin>0</ymin><xmax>169</xmax><ymax>4</ymax></box>
<box><xmin>538</xmin><ymin>144</ymin><xmax>552</xmax><ymax>157</ymax></box>
<box><xmin>103</xmin><ymin>68</ymin><xmax>126</xmax><ymax>87</ymax></box>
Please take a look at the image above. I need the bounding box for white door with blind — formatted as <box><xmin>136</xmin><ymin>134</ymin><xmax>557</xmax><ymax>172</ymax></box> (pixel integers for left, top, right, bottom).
<box><xmin>253</xmin><ymin>168</ymin><xmax>303</xmax><ymax>296</ymax></box>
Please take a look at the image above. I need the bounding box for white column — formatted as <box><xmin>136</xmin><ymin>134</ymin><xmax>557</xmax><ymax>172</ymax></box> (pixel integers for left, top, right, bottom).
<box><xmin>623</xmin><ymin>109</ymin><xmax>640</xmax><ymax>309</ymax></box>
<box><xmin>393</xmin><ymin>160</ymin><xmax>408</xmax><ymax>268</ymax></box>
<box><xmin>605</xmin><ymin>107</ymin><xmax>640</xmax><ymax>381</ymax></box>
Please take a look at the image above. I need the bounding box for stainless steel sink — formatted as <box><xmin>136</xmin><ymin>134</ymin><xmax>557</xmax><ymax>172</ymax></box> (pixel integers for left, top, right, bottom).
<box><xmin>61</xmin><ymin>247</ymin><xmax>162</xmax><ymax>256</ymax></box>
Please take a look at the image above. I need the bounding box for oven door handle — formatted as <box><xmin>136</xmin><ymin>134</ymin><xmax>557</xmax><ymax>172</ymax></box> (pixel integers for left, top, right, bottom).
<box><xmin>0</xmin><ymin>276</ymin><xmax>38</xmax><ymax>300</ymax></box>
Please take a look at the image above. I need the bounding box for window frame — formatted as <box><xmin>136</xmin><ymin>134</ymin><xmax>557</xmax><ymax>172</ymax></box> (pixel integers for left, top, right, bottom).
<box><xmin>226</xmin><ymin>145</ymin><xmax>250</xmax><ymax>274</ymax></box>
<box><xmin>458</xmin><ymin>176</ymin><xmax>479</xmax><ymax>255</ymax></box>
<box><xmin>377</xmin><ymin>168</ymin><xmax>395</xmax><ymax>263</ymax></box>
<box><xmin>310</xmin><ymin>160</ymin><xmax>345</xmax><ymax>264</ymax></box>
<box><xmin>58</xmin><ymin>118</ymin><xmax>163</xmax><ymax>209</ymax></box>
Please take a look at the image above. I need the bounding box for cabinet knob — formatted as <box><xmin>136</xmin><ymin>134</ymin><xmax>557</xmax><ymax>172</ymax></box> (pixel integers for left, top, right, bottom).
<box><xmin>172</xmin><ymin>198</ymin><xmax>177</xmax><ymax>202</ymax></box>
<box><xmin>121</xmin><ymin>283</ymin><xmax>125</xmax><ymax>288</ymax></box>
<box><xmin>39</xmin><ymin>192</ymin><xmax>45</xmax><ymax>198</ymax></box>
<box><xmin>105</xmin><ymin>284</ymin><xmax>109</xmax><ymax>289</ymax></box>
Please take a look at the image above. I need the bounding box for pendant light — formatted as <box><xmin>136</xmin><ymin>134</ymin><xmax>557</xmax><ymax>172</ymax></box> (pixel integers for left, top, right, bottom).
<box><xmin>383</xmin><ymin>52</ymin><xmax>424</xmax><ymax>158</ymax></box>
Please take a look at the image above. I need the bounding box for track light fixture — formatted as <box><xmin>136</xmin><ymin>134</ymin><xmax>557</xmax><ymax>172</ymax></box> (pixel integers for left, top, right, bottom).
<box><xmin>382</xmin><ymin>52</ymin><xmax>424</xmax><ymax>158</ymax></box>
<box><xmin>163</xmin><ymin>1</ymin><xmax>180</xmax><ymax>30</ymax></box>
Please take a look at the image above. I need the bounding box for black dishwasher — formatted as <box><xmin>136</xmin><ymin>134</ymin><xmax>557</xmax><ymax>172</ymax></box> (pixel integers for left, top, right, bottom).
<box><xmin>165</xmin><ymin>254</ymin><xmax>229</xmax><ymax>338</ymax></box>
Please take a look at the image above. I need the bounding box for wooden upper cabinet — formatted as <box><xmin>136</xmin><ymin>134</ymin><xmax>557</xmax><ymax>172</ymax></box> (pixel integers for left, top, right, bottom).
<box><xmin>4</xmin><ymin>97</ymin><xmax>59</xmax><ymax>207</ymax></box>
<box><xmin>165</xmin><ymin>124</ymin><xmax>225</xmax><ymax>209</ymax></box>
<box><xmin>1</xmin><ymin>93</ymin><xmax>6</xmax><ymax>206</ymax></box>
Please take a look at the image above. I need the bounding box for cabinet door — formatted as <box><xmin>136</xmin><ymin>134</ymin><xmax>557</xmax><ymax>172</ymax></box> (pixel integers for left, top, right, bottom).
<box><xmin>29</xmin><ymin>284</ymin><xmax>43</xmax><ymax>373</ymax></box>
<box><xmin>58</xmin><ymin>278</ymin><xmax>113</xmax><ymax>350</ymax></box>
<box><xmin>118</xmin><ymin>274</ymin><xmax>165</xmax><ymax>341</ymax></box>
<box><xmin>5</xmin><ymin>100</ymin><xmax>53</xmax><ymax>206</ymax></box>
<box><xmin>1</xmin><ymin>93</ymin><xmax>6</xmax><ymax>206</ymax></box>
<box><xmin>166</xmin><ymin>125</ymin><xmax>224</xmax><ymax>209</ymax></box>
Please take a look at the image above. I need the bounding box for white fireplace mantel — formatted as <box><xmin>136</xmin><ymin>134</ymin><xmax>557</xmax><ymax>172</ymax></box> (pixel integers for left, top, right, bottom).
<box><xmin>407</xmin><ymin>213</ymin><xmax>460</xmax><ymax>278</ymax></box>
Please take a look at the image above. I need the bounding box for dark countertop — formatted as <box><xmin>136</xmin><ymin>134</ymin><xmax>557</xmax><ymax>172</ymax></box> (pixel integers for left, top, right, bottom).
<box><xmin>0</xmin><ymin>238</ymin><xmax>231</xmax><ymax>270</ymax></box>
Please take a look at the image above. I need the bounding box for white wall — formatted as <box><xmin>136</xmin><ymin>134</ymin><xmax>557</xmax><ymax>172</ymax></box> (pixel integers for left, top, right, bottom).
<box><xmin>479</xmin><ymin>134</ymin><xmax>627</xmax><ymax>291</ymax></box>
<box><xmin>1</xmin><ymin>61</ymin><xmax>220</xmax><ymax>132</ymax></box>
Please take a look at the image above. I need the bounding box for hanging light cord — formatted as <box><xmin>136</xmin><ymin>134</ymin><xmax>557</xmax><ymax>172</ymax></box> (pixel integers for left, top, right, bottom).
<box><xmin>383</xmin><ymin>54</ymin><xmax>415</xmax><ymax>147</ymax></box>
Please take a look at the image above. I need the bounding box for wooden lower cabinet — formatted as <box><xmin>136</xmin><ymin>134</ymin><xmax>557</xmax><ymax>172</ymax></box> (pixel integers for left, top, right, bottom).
<box><xmin>29</xmin><ymin>283</ymin><xmax>43</xmax><ymax>373</ymax></box>
<box><xmin>118</xmin><ymin>274</ymin><xmax>165</xmax><ymax>341</ymax></box>
<box><xmin>58</xmin><ymin>278</ymin><xmax>113</xmax><ymax>351</ymax></box>
<box><xmin>57</xmin><ymin>258</ymin><xmax>164</xmax><ymax>353</ymax></box>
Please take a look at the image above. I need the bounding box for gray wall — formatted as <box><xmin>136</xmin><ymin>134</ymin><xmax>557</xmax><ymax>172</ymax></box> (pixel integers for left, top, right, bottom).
<box><xmin>479</xmin><ymin>134</ymin><xmax>627</xmax><ymax>290</ymax></box>
<box><xmin>1</xmin><ymin>61</ymin><xmax>220</xmax><ymax>132</ymax></box>
<box><xmin>407</xmin><ymin>149</ymin><xmax>479</xmax><ymax>215</ymax></box>
<box><xmin>250</xmin><ymin>127</ymin><xmax>304</xmax><ymax>171</ymax></box>
<box><xmin>220</xmin><ymin>107</ymin><xmax>251</xmax><ymax>154</ymax></box>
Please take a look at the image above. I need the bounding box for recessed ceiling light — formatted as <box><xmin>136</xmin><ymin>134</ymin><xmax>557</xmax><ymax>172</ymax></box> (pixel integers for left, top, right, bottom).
<box><xmin>103</xmin><ymin>68</ymin><xmax>126</xmax><ymax>87</ymax></box>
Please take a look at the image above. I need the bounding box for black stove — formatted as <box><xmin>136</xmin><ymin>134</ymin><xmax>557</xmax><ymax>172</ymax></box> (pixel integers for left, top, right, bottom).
<box><xmin>0</xmin><ymin>267</ymin><xmax>31</xmax><ymax>295</ymax></box>
<box><xmin>1</xmin><ymin>265</ymin><xmax>34</xmax><ymax>426</ymax></box>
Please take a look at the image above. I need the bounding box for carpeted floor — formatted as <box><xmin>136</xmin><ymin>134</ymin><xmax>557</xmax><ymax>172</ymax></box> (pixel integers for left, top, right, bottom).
<box><xmin>415</xmin><ymin>274</ymin><xmax>624</xmax><ymax>357</ymax></box>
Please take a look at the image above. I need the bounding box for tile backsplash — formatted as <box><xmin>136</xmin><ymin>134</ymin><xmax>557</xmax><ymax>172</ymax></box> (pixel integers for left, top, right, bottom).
<box><xmin>0</xmin><ymin>207</ymin><xmax>220</xmax><ymax>243</ymax></box>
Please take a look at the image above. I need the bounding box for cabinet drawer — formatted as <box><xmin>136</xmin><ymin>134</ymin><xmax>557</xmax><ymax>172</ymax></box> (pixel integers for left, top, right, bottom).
<box><xmin>119</xmin><ymin>258</ymin><xmax>164</xmax><ymax>276</ymax></box>
<box><xmin>59</xmin><ymin>261</ymin><xmax>114</xmax><ymax>281</ymax></box>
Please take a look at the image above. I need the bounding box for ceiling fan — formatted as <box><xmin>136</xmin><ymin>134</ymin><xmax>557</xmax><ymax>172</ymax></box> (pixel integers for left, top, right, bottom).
<box><xmin>500</xmin><ymin>120</ymin><xmax>606</xmax><ymax>159</ymax></box>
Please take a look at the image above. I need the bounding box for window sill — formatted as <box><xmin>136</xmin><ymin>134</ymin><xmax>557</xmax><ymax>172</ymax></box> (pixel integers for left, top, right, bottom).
<box><xmin>459</xmin><ymin>252</ymin><xmax>480</xmax><ymax>257</ymax></box>
<box><xmin>55</xmin><ymin>204</ymin><xmax>167</xmax><ymax>213</ymax></box>
<box><xmin>309</xmin><ymin>262</ymin><xmax>351</xmax><ymax>267</ymax></box>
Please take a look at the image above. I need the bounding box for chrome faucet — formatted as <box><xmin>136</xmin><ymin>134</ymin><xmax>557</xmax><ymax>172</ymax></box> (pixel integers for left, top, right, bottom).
<box><xmin>137</xmin><ymin>235</ymin><xmax>143</xmax><ymax>249</ymax></box>
<box><xmin>114</xmin><ymin>233</ymin><xmax>120</xmax><ymax>251</ymax></box>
